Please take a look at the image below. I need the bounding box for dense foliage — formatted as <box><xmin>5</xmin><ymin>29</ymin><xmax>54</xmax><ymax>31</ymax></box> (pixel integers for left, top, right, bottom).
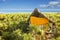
<box><xmin>0</xmin><ymin>12</ymin><xmax>60</xmax><ymax>40</ymax></box>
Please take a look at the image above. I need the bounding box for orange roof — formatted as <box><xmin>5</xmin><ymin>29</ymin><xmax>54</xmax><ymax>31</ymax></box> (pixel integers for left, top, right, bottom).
<box><xmin>30</xmin><ymin>16</ymin><xmax>49</xmax><ymax>26</ymax></box>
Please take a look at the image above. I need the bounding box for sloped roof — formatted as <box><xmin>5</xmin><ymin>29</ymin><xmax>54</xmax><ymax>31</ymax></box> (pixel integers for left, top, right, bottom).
<box><xmin>31</xmin><ymin>8</ymin><xmax>47</xmax><ymax>18</ymax></box>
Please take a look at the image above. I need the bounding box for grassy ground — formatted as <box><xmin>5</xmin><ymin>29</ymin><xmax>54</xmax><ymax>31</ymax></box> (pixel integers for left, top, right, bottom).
<box><xmin>0</xmin><ymin>12</ymin><xmax>60</xmax><ymax>40</ymax></box>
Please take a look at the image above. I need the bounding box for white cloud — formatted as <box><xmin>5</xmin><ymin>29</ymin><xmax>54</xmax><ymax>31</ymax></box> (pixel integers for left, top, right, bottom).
<box><xmin>40</xmin><ymin>4</ymin><xmax>49</xmax><ymax>8</ymax></box>
<box><xmin>0</xmin><ymin>8</ymin><xmax>33</xmax><ymax>11</ymax></box>
<box><xmin>49</xmin><ymin>1</ymin><xmax>60</xmax><ymax>5</ymax></box>
<box><xmin>40</xmin><ymin>1</ymin><xmax>60</xmax><ymax>8</ymax></box>
<box><xmin>49</xmin><ymin>1</ymin><xmax>60</xmax><ymax>8</ymax></box>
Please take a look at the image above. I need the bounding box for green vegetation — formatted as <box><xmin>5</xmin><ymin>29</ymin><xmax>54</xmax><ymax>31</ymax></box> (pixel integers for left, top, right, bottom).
<box><xmin>0</xmin><ymin>12</ymin><xmax>60</xmax><ymax>40</ymax></box>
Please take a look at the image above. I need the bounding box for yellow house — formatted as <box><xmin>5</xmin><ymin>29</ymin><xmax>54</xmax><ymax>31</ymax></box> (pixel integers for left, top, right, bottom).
<box><xmin>27</xmin><ymin>8</ymin><xmax>56</xmax><ymax>40</ymax></box>
<box><xmin>27</xmin><ymin>8</ymin><xmax>55</xmax><ymax>26</ymax></box>
<box><xmin>27</xmin><ymin>8</ymin><xmax>55</xmax><ymax>31</ymax></box>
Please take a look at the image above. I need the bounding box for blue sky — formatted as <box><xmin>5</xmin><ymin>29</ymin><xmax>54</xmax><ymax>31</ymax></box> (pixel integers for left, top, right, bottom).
<box><xmin>0</xmin><ymin>0</ymin><xmax>60</xmax><ymax>12</ymax></box>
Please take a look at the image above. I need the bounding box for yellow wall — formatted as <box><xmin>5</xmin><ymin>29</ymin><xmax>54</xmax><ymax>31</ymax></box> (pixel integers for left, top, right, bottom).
<box><xmin>30</xmin><ymin>16</ymin><xmax>49</xmax><ymax>26</ymax></box>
